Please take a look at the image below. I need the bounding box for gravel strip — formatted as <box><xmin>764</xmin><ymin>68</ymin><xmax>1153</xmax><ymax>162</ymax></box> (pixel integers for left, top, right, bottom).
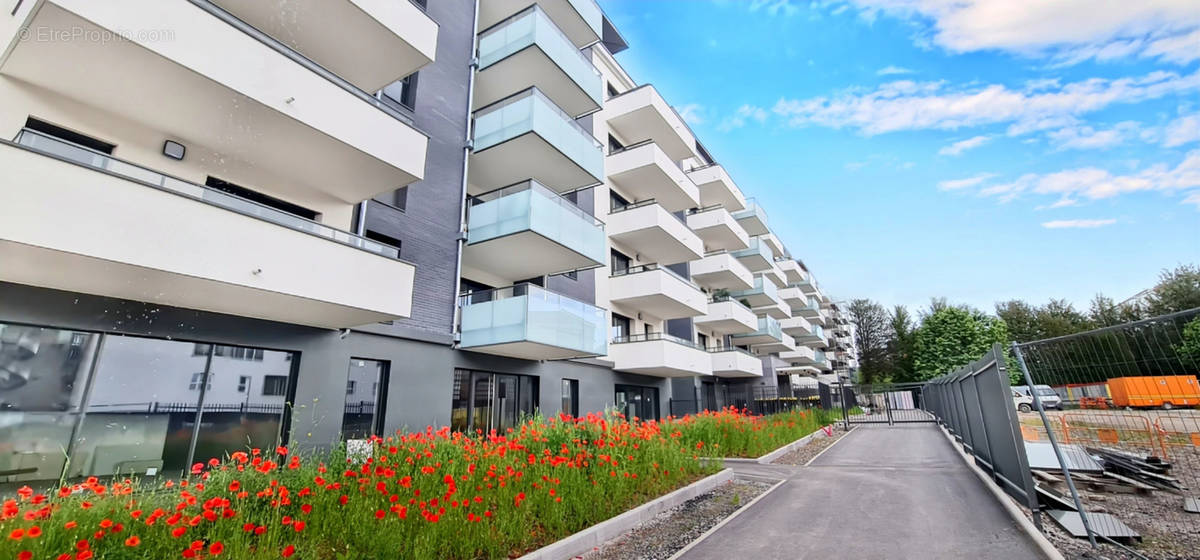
<box><xmin>769</xmin><ymin>425</ymin><xmax>849</xmax><ymax>466</ymax></box>
<box><xmin>577</xmin><ymin>479</ymin><xmax>773</xmax><ymax>560</ymax></box>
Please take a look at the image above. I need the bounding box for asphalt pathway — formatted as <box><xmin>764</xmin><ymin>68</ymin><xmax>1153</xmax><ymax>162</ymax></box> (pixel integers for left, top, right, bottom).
<box><xmin>678</xmin><ymin>424</ymin><xmax>1045</xmax><ymax>560</ymax></box>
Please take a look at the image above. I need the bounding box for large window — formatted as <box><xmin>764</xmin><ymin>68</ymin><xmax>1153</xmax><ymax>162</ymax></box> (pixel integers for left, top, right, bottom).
<box><xmin>341</xmin><ymin>359</ymin><xmax>388</xmax><ymax>441</ymax></box>
<box><xmin>0</xmin><ymin>322</ymin><xmax>297</xmax><ymax>487</ymax></box>
<box><xmin>615</xmin><ymin>384</ymin><xmax>659</xmax><ymax>421</ymax></box>
<box><xmin>450</xmin><ymin>370</ymin><xmax>538</xmax><ymax>433</ymax></box>
<box><xmin>561</xmin><ymin>379</ymin><xmax>579</xmax><ymax>417</ymax></box>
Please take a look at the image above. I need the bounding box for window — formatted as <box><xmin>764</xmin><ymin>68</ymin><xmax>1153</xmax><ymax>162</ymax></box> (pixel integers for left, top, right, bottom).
<box><xmin>610</xmin><ymin>250</ymin><xmax>631</xmax><ymax>274</ymax></box>
<box><xmin>237</xmin><ymin>376</ymin><xmax>250</xmax><ymax>393</ymax></box>
<box><xmin>346</xmin><ymin>380</ymin><xmax>357</xmax><ymax>395</ymax></box>
<box><xmin>205</xmin><ymin>176</ymin><xmax>319</xmax><ymax>221</ymax></box>
<box><xmin>450</xmin><ymin>370</ymin><xmax>538</xmax><ymax>433</ymax></box>
<box><xmin>697</xmin><ymin>332</ymin><xmax>709</xmax><ymax>350</ymax></box>
<box><xmin>262</xmin><ymin>375</ymin><xmax>288</xmax><ymax>396</ymax></box>
<box><xmin>381</xmin><ymin>73</ymin><xmax>419</xmax><ymax>110</ymax></box>
<box><xmin>364</xmin><ymin>229</ymin><xmax>402</xmax><ymax>254</ymax></box>
<box><xmin>188</xmin><ymin>372</ymin><xmax>211</xmax><ymax>391</ymax></box>
<box><xmin>25</xmin><ymin>117</ymin><xmax>114</xmax><ymax>154</ymax></box>
<box><xmin>610</xmin><ymin>190</ymin><xmax>630</xmax><ymax>212</ymax></box>
<box><xmin>561</xmin><ymin>379</ymin><xmax>579</xmax><ymax>417</ymax></box>
<box><xmin>342</xmin><ymin>360</ymin><xmax>389</xmax><ymax>440</ymax></box>
<box><xmin>611</xmin><ymin>313</ymin><xmax>632</xmax><ymax>340</ymax></box>
<box><xmin>608</xmin><ymin>134</ymin><xmax>624</xmax><ymax>153</ymax></box>
<box><xmin>615</xmin><ymin>385</ymin><xmax>659</xmax><ymax>421</ymax></box>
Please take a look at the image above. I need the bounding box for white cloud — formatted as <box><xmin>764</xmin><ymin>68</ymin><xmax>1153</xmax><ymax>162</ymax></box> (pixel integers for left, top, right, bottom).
<box><xmin>676</xmin><ymin>103</ymin><xmax>706</xmax><ymax>125</ymax></box>
<box><xmin>877</xmin><ymin>65</ymin><xmax>914</xmax><ymax>76</ymax></box>
<box><xmin>717</xmin><ymin>104</ymin><xmax>769</xmax><ymax>132</ymax></box>
<box><xmin>937</xmin><ymin>172</ymin><xmax>996</xmax><ymax>191</ymax></box>
<box><xmin>978</xmin><ymin>150</ymin><xmax>1200</xmax><ymax>208</ymax></box>
<box><xmin>1163</xmin><ymin>113</ymin><xmax>1200</xmax><ymax>147</ymax></box>
<box><xmin>1183</xmin><ymin>191</ymin><xmax>1200</xmax><ymax>208</ymax></box>
<box><xmin>938</xmin><ymin>135</ymin><xmax>990</xmax><ymax>156</ymax></box>
<box><xmin>769</xmin><ymin>69</ymin><xmax>1200</xmax><ymax>136</ymax></box>
<box><xmin>1041</xmin><ymin>219</ymin><xmax>1117</xmax><ymax>229</ymax></box>
<box><xmin>1046</xmin><ymin>121</ymin><xmax>1139</xmax><ymax>150</ymax></box>
<box><xmin>839</xmin><ymin>0</ymin><xmax>1200</xmax><ymax>66</ymax></box>
<box><xmin>749</xmin><ymin>0</ymin><xmax>802</xmax><ymax>17</ymax></box>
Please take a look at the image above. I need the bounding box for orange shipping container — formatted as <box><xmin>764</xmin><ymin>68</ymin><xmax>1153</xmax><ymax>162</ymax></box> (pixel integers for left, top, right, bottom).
<box><xmin>1107</xmin><ymin>376</ymin><xmax>1200</xmax><ymax>409</ymax></box>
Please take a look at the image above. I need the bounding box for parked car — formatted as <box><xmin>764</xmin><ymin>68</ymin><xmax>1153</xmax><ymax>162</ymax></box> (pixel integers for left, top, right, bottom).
<box><xmin>1012</xmin><ymin>385</ymin><xmax>1062</xmax><ymax>411</ymax></box>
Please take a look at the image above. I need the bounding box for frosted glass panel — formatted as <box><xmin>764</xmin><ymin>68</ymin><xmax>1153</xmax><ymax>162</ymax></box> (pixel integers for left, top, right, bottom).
<box><xmin>467</xmin><ymin>181</ymin><xmax>605</xmax><ymax>265</ymax></box>
<box><xmin>473</xmin><ymin>89</ymin><xmax>603</xmax><ymax>182</ymax></box>
<box><xmin>459</xmin><ymin>285</ymin><xmax>606</xmax><ymax>356</ymax></box>
<box><xmin>477</xmin><ymin>7</ymin><xmax>601</xmax><ymax>108</ymax></box>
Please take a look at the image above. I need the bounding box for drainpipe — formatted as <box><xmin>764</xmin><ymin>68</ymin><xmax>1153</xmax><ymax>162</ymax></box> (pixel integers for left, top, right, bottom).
<box><xmin>450</xmin><ymin>0</ymin><xmax>481</xmax><ymax>342</ymax></box>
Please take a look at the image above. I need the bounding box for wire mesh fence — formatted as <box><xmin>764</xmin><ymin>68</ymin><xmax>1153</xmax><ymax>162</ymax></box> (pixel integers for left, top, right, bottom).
<box><xmin>1014</xmin><ymin>307</ymin><xmax>1200</xmax><ymax>558</ymax></box>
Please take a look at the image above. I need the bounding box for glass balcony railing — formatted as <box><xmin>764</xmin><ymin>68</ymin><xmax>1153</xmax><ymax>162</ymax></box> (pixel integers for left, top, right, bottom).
<box><xmin>731</xmin><ymin>198</ymin><xmax>768</xmax><ymax>225</ymax></box>
<box><xmin>728</xmin><ymin>275</ymin><xmax>778</xmax><ymax>302</ymax></box>
<box><xmin>459</xmin><ymin>283</ymin><xmax>607</xmax><ymax>356</ymax></box>
<box><xmin>730</xmin><ymin>237</ymin><xmax>772</xmax><ymax>262</ymax></box>
<box><xmin>733</xmin><ymin>316</ymin><xmax>783</xmax><ymax>341</ymax></box>
<box><xmin>567</xmin><ymin>0</ymin><xmax>604</xmax><ymax>38</ymax></box>
<box><xmin>10</xmin><ymin>128</ymin><xmax>400</xmax><ymax>259</ymax></box>
<box><xmin>473</xmin><ymin>87</ymin><xmax>603</xmax><ymax>183</ymax></box>
<box><xmin>611</xmin><ymin>332</ymin><xmax>703</xmax><ymax>351</ymax></box>
<box><xmin>477</xmin><ymin>5</ymin><xmax>602</xmax><ymax>111</ymax></box>
<box><xmin>610</xmin><ymin>263</ymin><xmax>700</xmax><ymax>289</ymax></box>
<box><xmin>815</xmin><ymin>350</ymin><xmax>827</xmax><ymax>364</ymax></box>
<box><xmin>467</xmin><ymin>180</ymin><xmax>605</xmax><ymax>264</ymax></box>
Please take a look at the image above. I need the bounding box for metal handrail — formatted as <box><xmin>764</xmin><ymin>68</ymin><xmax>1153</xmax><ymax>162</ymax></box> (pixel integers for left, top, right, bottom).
<box><xmin>612</xmin><ymin>332</ymin><xmax>703</xmax><ymax>351</ymax></box>
<box><xmin>609</xmin><ymin>263</ymin><xmax>699</xmax><ymax>289</ymax></box>
<box><xmin>469</xmin><ymin>179</ymin><xmax>603</xmax><ymax>225</ymax></box>
<box><xmin>9</xmin><ymin>128</ymin><xmax>404</xmax><ymax>261</ymax></box>
<box><xmin>606</xmin><ymin>138</ymin><xmax>654</xmax><ymax>156</ymax></box>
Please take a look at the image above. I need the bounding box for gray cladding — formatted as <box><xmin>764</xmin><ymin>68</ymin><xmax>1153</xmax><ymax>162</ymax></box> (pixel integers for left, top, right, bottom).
<box><xmin>362</xmin><ymin>0</ymin><xmax>476</xmax><ymax>342</ymax></box>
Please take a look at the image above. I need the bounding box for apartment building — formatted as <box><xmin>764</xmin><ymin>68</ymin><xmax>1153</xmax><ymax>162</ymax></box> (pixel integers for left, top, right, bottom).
<box><xmin>0</xmin><ymin>0</ymin><xmax>849</xmax><ymax>488</ymax></box>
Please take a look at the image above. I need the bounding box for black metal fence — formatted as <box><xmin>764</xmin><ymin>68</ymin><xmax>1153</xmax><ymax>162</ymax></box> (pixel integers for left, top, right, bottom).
<box><xmin>924</xmin><ymin>343</ymin><xmax>1042</xmax><ymax>527</ymax></box>
<box><xmin>668</xmin><ymin>384</ymin><xmax>809</xmax><ymax>417</ymax></box>
<box><xmin>840</xmin><ymin>382</ymin><xmax>935</xmax><ymax>425</ymax></box>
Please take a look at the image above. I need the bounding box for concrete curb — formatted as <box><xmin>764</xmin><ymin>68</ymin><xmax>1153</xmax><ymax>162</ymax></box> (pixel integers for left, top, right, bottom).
<box><xmin>719</xmin><ymin>423</ymin><xmax>837</xmax><ymax>465</ymax></box>
<box><xmin>514</xmin><ymin>468</ymin><xmax>736</xmax><ymax>560</ymax></box>
<box><xmin>937</xmin><ymin>424</ymin><xmax>1065</xmax><ymax>560</ymax></box>
<box><xmin>802</xmin><ymin>425</ymin><xmax>855</xmax><ymax>467</ymax></box>
<box><xmin>665</xmin><ymin>477</ymin><xmax>789</xmax><ymax>560</ymax></box>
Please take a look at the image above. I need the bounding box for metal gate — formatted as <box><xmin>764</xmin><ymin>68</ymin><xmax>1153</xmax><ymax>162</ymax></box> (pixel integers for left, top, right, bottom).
<box><xmin>839</xmin><ymin>381</ymin><xmax>935</xmax><ymax>425</ymax></box>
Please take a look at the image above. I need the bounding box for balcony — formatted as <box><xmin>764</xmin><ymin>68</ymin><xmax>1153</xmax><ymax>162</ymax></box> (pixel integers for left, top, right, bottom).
<box><xmin>208</xmin><ymin>0</ymin><xmax>437</xmax><ymax>93</ymax></box>
<box><xmin>753</xmin><ymin>300</ymin><xmax>791</xmax><ymax>321</ymax></box>
<box><xmin>779</xmin><ymin>346</ymin><xmax>817</xmax><ymax>365</ymax></box>
<box><xmin>730</xmin><ymin>200</ymin><xmax>769</xmax><ymax>237</ymax></box>
<box><xmin>686</xmin><ymin>206</ymin><xmax>750</xmax><ymax>252</ymax></box>
<box><xmin>777</xmin><ymin>260</ymin><xmax>806</xmax><ymax>285</ymax></box>
<box><xmin>609</xmin><ymin>333</ymin><xmax>712</xmax><ymax>378</ymax></box>
<box><xmin>607</xmin><ymin>201</ymin><xmax>704</xmax><ymax>265</ymax></box>
<box><xmin>730</xmin><ymin>316</ymin><xmax>783</xmax><ymax>346</ymax></box>
<box><xmin>814</xmin><ymin>350</ymin><xmax>832</xmax><ymax>371</ymax></box>
<box><xmin>780</xmin><ymin>316</ymin><xmax>814</xmax><ymax>338</ymax></box>
<box><xmin>0</xmin><ymin>131</ymin><xmax>415</xmax><ymax>329</ymax></box>
<box><xmin>606</xmin><ymin>141</ymin><xmax>701</xmax><ymax>212</ymax></box>
<box><xmin>685</xmin><ymin>164</ymin><xmax>746</xmax><ymax>212</ymax></box>
<box><xmin>3</xmin><ymin>0</ymin><xmax>428</xmax><ymax>202</ymax></box>
<box><xmin>761</xmin><ymin>232</ymin><xmax>786</xmax><ymax>259</ymax></box>
<box><xmin>728</xmin><ymin>275</ymin><xmax>779</xmax><ymax>308</ymax></box>
<box><xmin>779</xmin><ymin>286</ymin><xmax>806</xmax><ymax>309</ymax></box>
<box><xmin>470</xmin><ymin>88</ymin><xmax>603</xmax><ymax>193</ymax></box>
<box><xmin>709</xmin><ymin>347</ymin><xmax>763</xmax><ymax>378</ymax></box>
<box><xmin>797</xmin><ymin>275</ymin><xmax>820</xmax><ymax>296</ymax></box>
<box><xmin>763</xmin><ymin>260</ymin><xmax>787</xmax><ymax>288</ymax></box>
<box><xmin>690</xmin><ymin>251</ymin><xmax>753</xmax><ymax>291</ymax></box>
<box><xmin>797</xmin><ymin>325</ymin><xmax>828</xmax><ymax>349</ymax></box>
<box><xmin>463</xmin><ymin>180</ymin><xmax>605</xmax><ymax>282</ymax></box>
<box><xmin>459</xmin><ymin>284</ymin><xmax>607</xmax><ymax>360</ymax></box>
<box><xmin>603</xmin><ymin>85</ymin><xmax>699</xmax><ymax>162</ymax></box>
<box><xmin>730</xmin><ymin>237</ymin><xmax>773</xmax><ymax>272</ymax></box>
<box><xmin>694</xmin><ymin>297</ymin><xmax>757</xmax><ymax>335</ymax></box>
<box><xmin>477</xmin><ymin>0</ymin><xmax>602</xmax><ymax>49</ymax></box>
<box><xmin>754</xmin><ymin>333</ymin><xmax>796</xmax><ymax>354</ymax></box>
<box><xmin>475</xmin><ymin>5</ymin><xmax>601</xmax><ymax>118</ymax></box>
<box><xmin>609</xmin><ymin>264</ymin><xmax>707</xmax><ymax>320</ymax></box>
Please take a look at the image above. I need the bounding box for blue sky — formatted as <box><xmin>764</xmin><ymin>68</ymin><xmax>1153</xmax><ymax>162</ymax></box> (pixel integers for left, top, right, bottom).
<box><xmin>597</xmin><ymin>0</ymin><xmax>1200</xmax><ymax>314</ymax></box>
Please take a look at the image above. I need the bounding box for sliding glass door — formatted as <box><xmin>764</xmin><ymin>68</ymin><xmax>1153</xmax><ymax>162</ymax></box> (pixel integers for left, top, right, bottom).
<box><xmin>614</xmin><ymin>384</ymin><xmax>659</xmax><ymax>421</ymax></box>
<box><xmin>451</xmin><ymin>369</ymin><xmax>538</xmax><ymax>433</ymax></box>
<box><xmin>341</xmin><ymin>359</ymin><xmax>389</xmax><ymax>441</ymax></box>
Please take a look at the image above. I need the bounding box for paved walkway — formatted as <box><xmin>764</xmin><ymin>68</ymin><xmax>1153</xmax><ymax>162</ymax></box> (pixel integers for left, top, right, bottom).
<box><xmin>679</xmin><ymin>424</ymin><xmax>1044</xmax><ymax>560</ymax></box>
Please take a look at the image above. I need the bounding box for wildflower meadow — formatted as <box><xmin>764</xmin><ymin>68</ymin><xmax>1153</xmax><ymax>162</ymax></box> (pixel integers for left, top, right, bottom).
<box><xmin>1</xmin><ymin>407</ymin><xmax>835</xmax><ymax>559</ymax></box>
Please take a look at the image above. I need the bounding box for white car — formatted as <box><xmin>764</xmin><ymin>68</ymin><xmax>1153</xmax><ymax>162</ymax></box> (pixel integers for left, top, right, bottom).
<box><xmin>1012</xmin><ymin>385</ymin><xmax>1062</xmax><ymax>412</ymax></box>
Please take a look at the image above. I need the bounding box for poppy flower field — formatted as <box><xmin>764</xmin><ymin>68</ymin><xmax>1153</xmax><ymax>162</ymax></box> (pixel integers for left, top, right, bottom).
<box><xmin>1</xmin><ymin>407</ymin><xmax>835</xmax><ymax>559</ymax></box>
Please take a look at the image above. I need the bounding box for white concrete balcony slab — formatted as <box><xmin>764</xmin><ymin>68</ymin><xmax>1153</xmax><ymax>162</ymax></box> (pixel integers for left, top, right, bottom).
<box><xmin>609</xmin><ymin>333</ymin><xmax>712</xmax><ymax>378</ymax></box>
<box><xmin>477</xmin><ymin>0</ymin><xmax>602</xmax><ymax>49</ymax></box>
<box><xmin>693</xmin><ymin>298</ymin><xmax>757</xmax><ymax>335</ymax></box>
<box><xmin>780</xmin><ymin>316</ymin><xmax>814</xmax><ymax>338</ymax></box>
<box><xmin>607</xmin><ymin>201</ymin><xmax>704</xmax><ymax>265</ymax></box>
<box><xmin>761</xmin><ymin>232</ymin><xmax>786</xmax><ymax>259</ymax></box>
<box><xmin>4</xmin><ymin>0</ymin><xmax>429</xmax><ymax>202</ymax></box>
<box><xmin>690</xmin><ymin>252</ymin><xmax>754</xmax><ymax>291</ymax></box>
<box><xmin>730</xmin><ymin>316</ymin><xmax>783</xmax><ymax>346</ymax></box>
<box><xmin>609</xmin><ymin>264</ymin><xmax>707</xmax><ymax>320</ymax></box>
<box><xmin>463</xmin><ymin>180</ymin><xmax>605</xmax><ymax>283</ymax></box>
<box><xmin>753</xmin><ymin>300</ymin><xmax>792</xmax><ymax>321</ymax></box>
<box><xmin>685</xmin><ymin>163</ymin><xmax>746</xmax><ymax>212</ymax></box>
<box><xmin>727</xmin><ymin>275</ymin><xmax>779</xmax><ymax>309</ymax></box>
<box><xmin>458</xmin><ymin>284</ymin><xmax>607</xmax><ymax>360</ymax></box>
<box><xmin>779</xmin><ymin>346</ymin><xmax>817</xmax><ymax>365</ymax></box>
<box><xmin>729</xmin><ymin>237</ymin><xmax>773</xmax><ymax>272</ymax></box>
<box><xmin>754</xmin><ymin>333</ymin><xmax>796</xmax><ymax>354</ymax></box>
<box><xmin>798</xmin><ymin>297</ymin><xmax>823</xmax><ymax>320</ymax></box>
<box><xmin>602</xmin><ymin>85</ymin><xmax>699</xmax><ymax>162</ymax></box>
<box><xmin>797</xmin><ymin>325</ymin><xmax>828</xmax><ymax>349</ymax></box>
<box><xmin>730</xmin><ymin>199</ymin><xmax>769</xmax><ymax>236</ymax></box>
<box><xmin>779</xmin><ymin>286</ymin><xmax>807</xmax><ymax>309</ymax></box>
<box><xmin>470</xmin><ymin>88</ymin><xmax>603</xmax><ymax>193</ymax></box>
<box><xmin>777</xmin><ymin>260</ymin><xmax>806</xmax><ymax>285</ymax></box>
<box><xmin>709</xmin><ymin>348</ymin><xmax>763</xmax><ymax>378</ymax></box>
<box><xmin>606</xmin><ymin>141</ymin><xmax>701</xmax><ymax>212</ymax></box>
<box><xmin>474</xmin><ymin>5</ymin><xmax>601</xmax><ymax>118</ymax></box>
<box><xmin>209</xmin><ymin>0</ymin><xmax>437</xmax><ymax>93</ymax></box>
<box><xmin>814</xmin><ymin>350</ymin><xmax>832</xmax><ymax>371</ymax></box>
<box><xmin>0</xmin><ymin>133</ymin><xmax>414</xmax><ymax>329</ymax></box>
<box><xmin>685</xmin><ymin>206</ymin><xmax>750</xmax><ymax>252</ymax></box>
<box><xmin>763</xmin><ymin>260</ymin><xmax>787</xmax><ymax>288</ymax></box>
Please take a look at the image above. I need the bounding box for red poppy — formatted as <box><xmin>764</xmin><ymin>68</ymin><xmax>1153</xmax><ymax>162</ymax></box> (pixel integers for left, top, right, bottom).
<box><xmin>210</xmin><ymin>542</ymin><xmax>225</xmax><ymax>555</ymax></box>
<box><xmin>125</xmin><ymin>535</ymin><xmax>141</xmax><ymax>547</ymax></box>
<box><xmin>281</xmin><ymin>545</ymin><xmax>296</xmax><ymax>557</ymax></box>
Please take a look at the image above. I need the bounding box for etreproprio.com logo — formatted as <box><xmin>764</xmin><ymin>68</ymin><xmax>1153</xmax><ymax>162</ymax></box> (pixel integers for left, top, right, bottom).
<box><xmin>18</xmin><ymin>25</ymin><xmax>176</xmax><ymax>44</ymax></box>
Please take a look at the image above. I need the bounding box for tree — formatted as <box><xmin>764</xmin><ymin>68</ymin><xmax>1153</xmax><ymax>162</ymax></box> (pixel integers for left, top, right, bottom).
<box><xmin>1036</xmin><ymin>298</ymin><xmax>1092</xmax><ymax>338</ymax></box>
<box><xmin>1146</xmin><ymin>264</ymin><xmax>1200</xmax><ymax>316</ymax></box>
<box><xmin>912</xmin><ymin>302</ymin><xmax>1010</xmax><ymax>381</ymax></box>
<box><xmin>888</xmin><ymin>305</ymin><xmax>917</xmax><ymax>382</ymax></box>
<box><xmin>1088</xmin><ymin>293</ymin><xmax>1125</xmax><ymax>327</ymax></box>
<box><xmin>848</xmin><ymin>299</ymin><xmax>892</xmax><ymax>384</ymax></box>
<box><xmin>996</xmin><ymin>300</ymin><xmax>1039</xmax><ymax>343</ymax></box>
<box><xmin>1178</xmin><ymin>317</ymin><xmax>1200</xmax><ymax>366</ymax></box>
